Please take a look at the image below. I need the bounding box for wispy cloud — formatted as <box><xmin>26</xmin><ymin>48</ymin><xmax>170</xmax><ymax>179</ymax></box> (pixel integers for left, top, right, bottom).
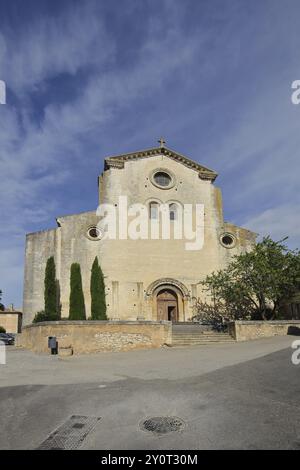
<box><xmin>0</xmin><ymin>0</ymin><xmax>208</xmax><ymax>305</ymax></box>
<box><xmin>244</xmin><ymin>204</ymin><xmax>300</xmax><ymax>249</ymax></box>
<box><xmin>0</xmin><ymin>0</ymin><xmax>299</xmax><ymax>306</ymax></box>
<box><xmin>0</xmin><ymin>2</ymin><xmax>112</xmax><ymax>94</ymax></box>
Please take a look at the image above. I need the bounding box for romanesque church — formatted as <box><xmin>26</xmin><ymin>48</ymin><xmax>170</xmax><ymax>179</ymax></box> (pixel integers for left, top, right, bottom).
<box><xmin>23</xmin><ymin>141</ymin><xmax>256</xmax><ymax>325</ymax></box>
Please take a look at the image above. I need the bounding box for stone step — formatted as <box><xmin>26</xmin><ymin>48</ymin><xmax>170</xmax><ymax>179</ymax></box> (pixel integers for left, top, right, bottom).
<box><xmin>172</xmin><ymin>338</ymin><xmax>234</xmax><ymax>343</ymax></box>
<box><xmin>172</xmin><ymin>339</ymin><xmax>234</xmax><ymax>343</ymax></box>
<box><xmin>172</xmin><ymin>328</ymin><xmax>228</xmax><ymax>335</ymax></box>
<box><xmin>172</xmin><ymin>336</ymin><xmax>234</xmax><ymax>341</ymax></box>
<box><xmin>172</xmin><ymin>338</ymin><xmax>235</xmax><ymax>341</ymax></box>
<box><xmin>172</xmin><ymin>334</ymin><xmax>232</xmax><ymax>339</ymax></box>
<box><xmin>173</xmin><ymin>332</ymin><xmax>229</xmax><ymax>336</ymax></box>
<box><xmin>171</xmin><ymin>342</ymin><xmax>236</xmax><ymax>346</ymax></box>
<box><xmin>172</xmin><ymin>328</ymin><xmax>215</xmax><ymax>333</ymax></box>
<box><xmin>172</xmin><ymin>341</ymin><xmax>234</xmax><ymax>344</ymax></box>
<box><xmin>172</xmin><ymin>332</ymin><xmax>235</xmax><ymax>346</ymax></box>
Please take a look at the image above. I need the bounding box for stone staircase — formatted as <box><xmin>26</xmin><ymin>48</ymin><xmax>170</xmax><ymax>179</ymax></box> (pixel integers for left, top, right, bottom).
<box><xmin>171</xmin><ymin>324</ymin><xmax>235</xmax><ymax>347</ymax></box>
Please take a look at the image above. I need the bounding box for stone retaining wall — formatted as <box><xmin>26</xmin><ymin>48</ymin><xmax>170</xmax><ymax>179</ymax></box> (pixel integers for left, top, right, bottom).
<box><xmin>16</xmin><ymin>320</ymin><xmax>172</xmax><ymax>354</ymax></box>
<box><xmin>229</xmin><ymin>320</ymin><xmax>300</xmax><ymax>341</ymax></box>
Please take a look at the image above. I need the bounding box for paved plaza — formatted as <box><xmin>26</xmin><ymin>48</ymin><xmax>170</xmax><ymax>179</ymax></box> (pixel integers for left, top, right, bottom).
<box><xmin>0</xmin><ymin>336</ymin><xmax>299</xmax><ymax>450</ymax></box>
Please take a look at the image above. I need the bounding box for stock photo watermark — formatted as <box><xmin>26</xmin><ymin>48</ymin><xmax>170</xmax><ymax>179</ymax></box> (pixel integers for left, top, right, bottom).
<box><xmin>0</xmin><ymin>341</ymin><xmax>6</xmax><ymax>365</ymax></box>
<box><xmin>291</xmin><ymin>80</ymin><xmax>300</xmax><ymax>104</ymax></box>
<box><xmin>291</xmin><ymin>340</ymin><xmax>300</xmax><ymax>365</ymax></box>
<box><xmin>0</xmin><ymin>80</ymin><xmax>6</xmax><ymax>104</ymax></box>
<box><xmin>95</xmin><ymin>196</ymin><xmax>205</xmax><ymax>251</ymax></box>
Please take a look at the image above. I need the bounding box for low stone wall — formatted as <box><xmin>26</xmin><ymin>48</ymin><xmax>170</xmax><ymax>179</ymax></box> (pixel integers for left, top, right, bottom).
<box><xmin>16</xmin><ymin>320</ymin><xmax>172</xmax><ymax>354</ymax></box>
<box><xmin>229</xmin><ymin>320</ymin><xmax>300</xmax><ymax>341</ymax></box>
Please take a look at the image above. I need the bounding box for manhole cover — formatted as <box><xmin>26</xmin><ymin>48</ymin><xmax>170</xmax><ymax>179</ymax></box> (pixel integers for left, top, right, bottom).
<box><xmin>140</xmin><ymin>416</ymin><xmax>185</xmax><ymax>435</ymax></box>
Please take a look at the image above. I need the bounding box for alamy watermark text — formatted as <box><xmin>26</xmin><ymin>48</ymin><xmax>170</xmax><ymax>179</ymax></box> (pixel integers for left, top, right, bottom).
<box><xmin>0</xmin><ymin>80</ymin><xmax>6</xmax><ymax>104</ymax></box>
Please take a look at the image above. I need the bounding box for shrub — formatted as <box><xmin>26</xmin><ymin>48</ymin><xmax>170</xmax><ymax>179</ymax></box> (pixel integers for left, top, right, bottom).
<box><xmin>0</xmin><ymin>326</ymin><xmax>6</xmax><ymax>333</ymax></box>
<box><xmin>32</xmin><ymin>311</ymin><xmax>58</xmax><ymax>323</ymax></box>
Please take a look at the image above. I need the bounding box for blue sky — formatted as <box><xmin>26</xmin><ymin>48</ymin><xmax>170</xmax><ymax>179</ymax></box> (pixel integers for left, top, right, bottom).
<box><xmin>0</xmin><ymin>0</ymin><xmax>300</xmax><ymax>307</ymax></box>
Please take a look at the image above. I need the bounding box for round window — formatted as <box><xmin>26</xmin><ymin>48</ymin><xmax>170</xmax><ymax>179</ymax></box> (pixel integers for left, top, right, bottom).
<box><xmin>151</xmin><ymin>169</ymin><xmax>175</xmax><ymax>189</ymax></box>
<box><xmin>220</xmin><ymin>233</ymin><xmax>235</xmax><ymax>248</ymax></box>
<box><xmin>154</xmin><ymin>172</ymin><xmax>171</xmax><ymax>187</ymax></box>
<box><xmin>87</xmin><ymin>226</ymin><xmax>102</xmax><ymax>240</ymax></box>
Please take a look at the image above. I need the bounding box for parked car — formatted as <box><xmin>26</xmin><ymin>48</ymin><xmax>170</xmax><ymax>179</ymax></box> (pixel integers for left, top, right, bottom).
<box><xmin>0</xmin><ymin>333</ymin><xmax>15</xmax><ymax>345</ymax></box>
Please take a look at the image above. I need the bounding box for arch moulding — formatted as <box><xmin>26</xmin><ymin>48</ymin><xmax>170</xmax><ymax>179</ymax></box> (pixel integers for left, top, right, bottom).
<box><xmin>146</xmin><ymin>278</ymin><xmax>190</xmax><ymax>299</ymax></box>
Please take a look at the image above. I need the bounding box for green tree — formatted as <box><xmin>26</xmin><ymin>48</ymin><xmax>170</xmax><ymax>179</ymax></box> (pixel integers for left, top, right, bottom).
<box><xmin>0</xmin><ymin>289</ymin><xmax>4</xmax><ymax>311</ymax></box>
<box><xmin>90</xmin><ymin>256</ymin><xmax>107</xmax><ymax>320</ymax></box>
<box><xmin>33</xmin><ymin>257</ymin><xmax>60</xmax><ymax>323</ymax></box>
<box><xmin>44</xmin><ymin>256</ymin><xmax>58</xmax><ymax>318</ymax></box>
<box><xmin>69</xmin><ymin>263</ymin><xmax>86</xmax><ymax>320</ymax></box>
<box><xmin>202</xmin><ymin>237</ymin><xmax>300</xmax><ymax>321</ymax></box>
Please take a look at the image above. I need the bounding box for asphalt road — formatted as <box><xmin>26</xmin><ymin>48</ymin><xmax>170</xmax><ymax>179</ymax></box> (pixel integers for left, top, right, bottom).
<box><xmin>0</xmin><ymin>336</ymin><xmax>299</xmax><ymax>450</ymax></box>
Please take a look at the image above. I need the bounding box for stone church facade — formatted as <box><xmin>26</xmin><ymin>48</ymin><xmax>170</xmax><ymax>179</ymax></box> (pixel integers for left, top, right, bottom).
<box><xmin>23</xmin><ymin>141</ymin><xmax>256</xmax><ymax>326</ymax></box>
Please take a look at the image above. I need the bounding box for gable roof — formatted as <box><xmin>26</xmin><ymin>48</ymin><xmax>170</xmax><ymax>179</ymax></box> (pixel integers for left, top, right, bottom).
<box><xmin>104</xmin><ymin>145</ymin><xmax>218</xmax><ymax>181</ymax></box>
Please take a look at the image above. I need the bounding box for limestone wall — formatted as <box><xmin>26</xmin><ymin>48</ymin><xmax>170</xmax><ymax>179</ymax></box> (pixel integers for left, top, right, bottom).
<box><xmin>23</xmin><ymin>211</ymin><xmax>100</xmax><ymax>325</ymax></box>
<box><xmin>229</xmin><ymin>320</ymin><xmax>300</xmax><ymax>341</ymax></box>
<box><xmin>16</xmin><ymin>320</ymin><xmax>172</xmax><ymax>354</ymax></box>
<box><xmin>0</xmin><ymin>312</ymin><xmax>22</xmax><ymax>333</ymax></box>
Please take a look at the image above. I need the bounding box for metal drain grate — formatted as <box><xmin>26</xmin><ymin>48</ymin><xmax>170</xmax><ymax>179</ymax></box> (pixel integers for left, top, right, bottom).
<box><xmin>140</xmin><ymin>416</ymin><xmax>185</xmax><ymax>435</ymax></box>
<box><xmin>37</xmin><ymin>415</ymin><xmax>101</xmax><ymax>450</ymax></box>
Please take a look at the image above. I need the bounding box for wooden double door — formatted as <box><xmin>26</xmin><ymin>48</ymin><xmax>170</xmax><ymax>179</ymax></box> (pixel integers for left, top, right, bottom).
<box><xmin>157</xmin><ymin>289</ymin><xmax>178</xmax><ymax>322</ymax></box>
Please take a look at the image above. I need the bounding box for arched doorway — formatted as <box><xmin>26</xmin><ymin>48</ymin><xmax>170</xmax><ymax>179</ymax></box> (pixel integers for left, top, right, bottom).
<box><xmin>146</xmin><ymin>278</ymin><xmax>189</xmax><ymax>322</ymax></box>
<box><xmin>156</xmin><ymin>288</ymin><xmax>179</xmax><ymax>322</ymax></box>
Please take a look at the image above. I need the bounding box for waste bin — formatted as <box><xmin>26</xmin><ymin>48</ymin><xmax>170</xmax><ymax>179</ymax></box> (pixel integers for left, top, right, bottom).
<box><xmin>48</xmin><ymin>336</ymin><xmax>58</xmax><ymax>355</ymax></box>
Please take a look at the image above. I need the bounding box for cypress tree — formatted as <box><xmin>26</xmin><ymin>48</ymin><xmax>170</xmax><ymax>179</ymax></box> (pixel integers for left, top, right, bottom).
<box><xmin>90</xmin><ymin>256</ymin><xmax>107</xmax><ymax>320</ymax></box>
<box><xmin>69</xmin><ymin>263</ymin><xmax>86</xmax><ymax>320</ymax></box>
<box><xmin>0</xmin><ymin>289</ymin><xmax>4</xmax><ymax>311</ymax></box>
<box><xmin>44</xmin><ymin>256</ymin><xmax>57</xmax><ymax>318</ymax></box>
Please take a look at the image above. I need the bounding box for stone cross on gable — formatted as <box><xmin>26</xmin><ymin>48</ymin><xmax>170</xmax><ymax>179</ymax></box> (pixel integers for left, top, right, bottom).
<box><xmin>158</xmin><ymin>137</ymin><xmax>166</xmax><ymax>148</ymax></box>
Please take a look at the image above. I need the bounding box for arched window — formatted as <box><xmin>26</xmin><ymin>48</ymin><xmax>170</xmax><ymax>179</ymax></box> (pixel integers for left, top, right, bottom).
<box><xmin>149</xmin><ymin>201</ymin><xmax>159</xmax><ymax>219</ymax></box>
<box><xmin>169</xmin><ymin>203</ymin><xmax>178</xmax><ymax>221</ymax></box>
